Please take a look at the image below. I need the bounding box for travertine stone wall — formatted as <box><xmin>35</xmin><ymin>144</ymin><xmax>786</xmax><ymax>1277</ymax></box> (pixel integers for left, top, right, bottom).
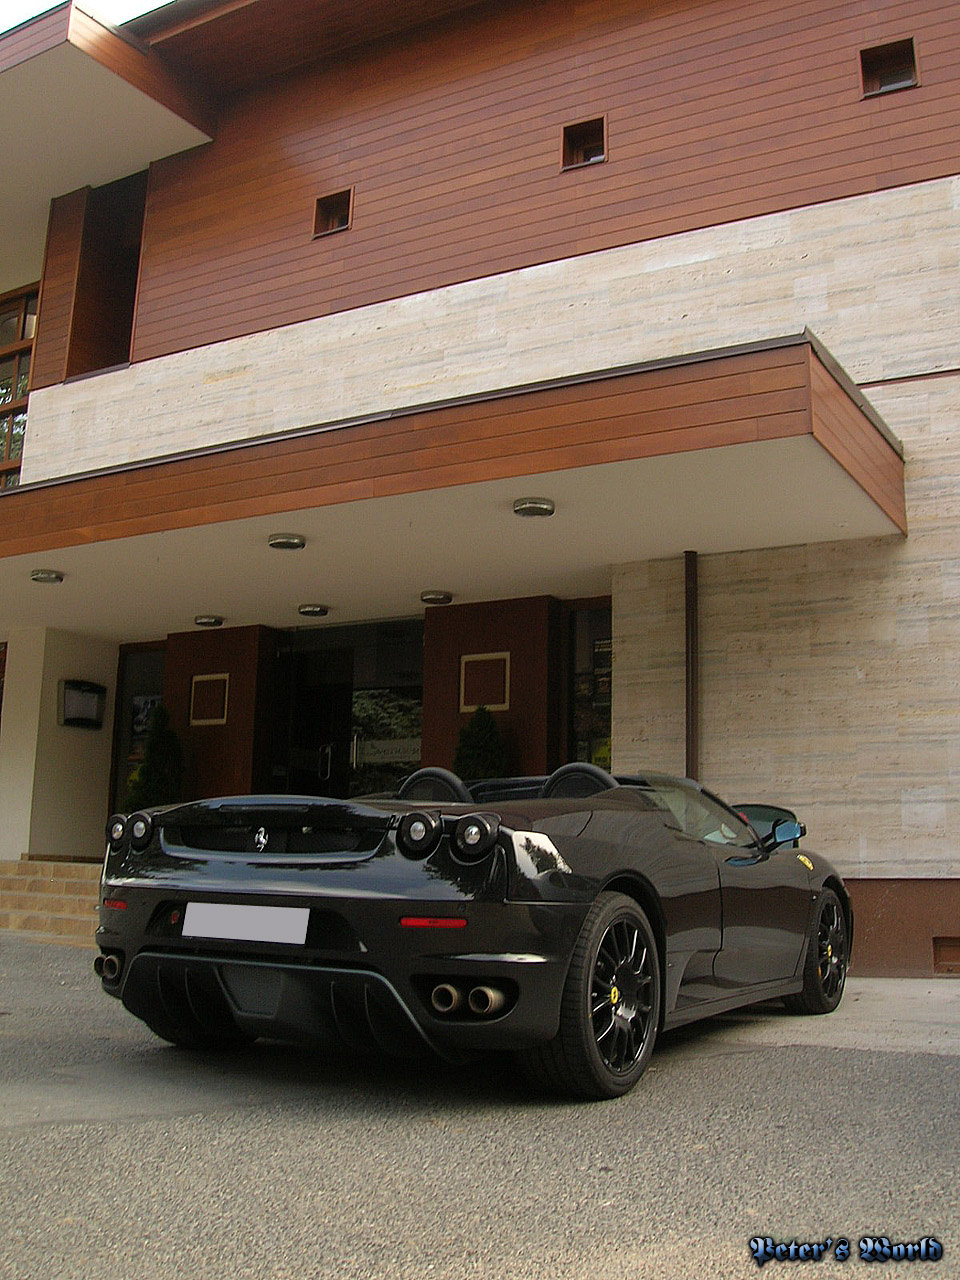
<box><xmin>22</xmin><ymin>175</ymin><xmax>960</xmax><ymax>483</ymax></box>
<box><xmin>613</xmin><ymin>373</ymin><xmax>960</xmax><ymax>880</ymax></box>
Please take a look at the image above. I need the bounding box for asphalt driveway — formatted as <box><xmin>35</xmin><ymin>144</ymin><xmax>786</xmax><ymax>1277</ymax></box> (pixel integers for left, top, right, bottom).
<box><xmin>1</xmin><ymin>932</ymin><xmax>957</xmax><ymax>1280</ymax></box>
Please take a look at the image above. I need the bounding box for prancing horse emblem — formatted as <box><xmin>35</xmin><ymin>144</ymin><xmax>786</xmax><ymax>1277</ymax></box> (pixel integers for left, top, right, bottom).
<box><xmin>254</xmin><ymin>826</ymin><xmax>269</xmax><ymax>852</ymax></box>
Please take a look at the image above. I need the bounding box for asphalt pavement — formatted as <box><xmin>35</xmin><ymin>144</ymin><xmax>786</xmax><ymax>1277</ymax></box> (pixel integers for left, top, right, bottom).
<box><xmin>1</xmin><ymin>932</ymin><xmax>957</xmax><ymax>1280</ymax></box>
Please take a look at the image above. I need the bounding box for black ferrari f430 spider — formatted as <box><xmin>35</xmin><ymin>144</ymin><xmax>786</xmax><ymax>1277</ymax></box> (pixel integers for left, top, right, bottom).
<box><xmin>95</xmin><ymin>763</ymin><xmax>851</xmax><ymax>1099</ymax></box>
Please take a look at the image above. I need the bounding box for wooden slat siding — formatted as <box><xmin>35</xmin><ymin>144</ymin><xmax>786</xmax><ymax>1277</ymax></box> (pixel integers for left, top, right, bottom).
<box><xmin>808</xmin><ymin>361</ymin><xmax>905</xmax><ymax>519</ymax></box>
<box><xmin>14</xmin><ymin>369</ymin><xmax>812</xmax><ymax>550</ymax></box>
<box><xmin>137</xmin><ymin>0</ymin><xmax>919</xmax><ymax>100</ymax></box>
<box><xmin>31</xmin><ymin>345</ymin><xmax>810</xmax><ymax>500</ymax></box>
<box><xmin>808</xmin><ymin>353</ymin><xmax>907</xmax><ymax>533</ymax></box>
<box><xmin>4</xmin><ymin>346</ymin><xmax>805</xmax><ymax>546</ymax></box>
<box><xmin>66</xmin><ymin>172</ymin><xmax>148</xmax><ymax>379</ymax></box>
<box><xmin>65</xmin><ymin>7</ymin><xmax>215</xmax><ymax>138</ymax></box>
<box><xmin>0</xmin><ymin>4</ymin><xmax>69</xmax><ymax>73</ymax></box>
<box><xmin>144</xmin><ymin>0</ymin><xmax>487</xmax><ymax>96</ymax></box>
<box><xmin>0</xmin><ymin>342</ymin><xmax>892</xmax><ymax>558</ymax></box>
<box><xmin>127</xmin><ymin>0</ymin><xmax>960</xmax><ymax>365</ymax></box>
<box><xmin>30</xmin><ymin>189</ymin><xmax>87</xmax><ymax>392</ymax></box>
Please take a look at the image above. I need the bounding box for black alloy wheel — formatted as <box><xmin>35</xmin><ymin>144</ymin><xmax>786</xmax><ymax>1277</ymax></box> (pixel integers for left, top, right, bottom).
<box><xmin>520</xmin><ymin>892</ymin><xmax>661</xmax><ymax>1099</ymax></box>
<box><xmin>784</xmin><ymin>887</ymin><xmax>848</xmax><ymax>1015</ymax></box>
<box><xmin>591</xmin><ymin>911</ymin><xmax>657</xmax><ymax>1074</ymax></box>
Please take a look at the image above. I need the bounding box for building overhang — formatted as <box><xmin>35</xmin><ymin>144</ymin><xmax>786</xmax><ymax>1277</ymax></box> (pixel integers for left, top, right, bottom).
<box><xmin>0</xmin><ymin>3</ymin><xmax>213</xmax><ymax>295</ymax></box>
<box><xmin>0</xmin><ymin>333</ymin><xmax>905</xmax><ymax>642</ymax></box>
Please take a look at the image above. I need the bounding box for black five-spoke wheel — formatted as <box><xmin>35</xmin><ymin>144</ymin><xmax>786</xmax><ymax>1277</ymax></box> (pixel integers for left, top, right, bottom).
<box><xmin>784</xmin><ymin>887</ymin><xmax>848</xmax><ymax>1015</ymax></box>
<box><xmin>520</xmin><ymin>892</ymin><xmax>661</xmax><ymax>1099</ymax></box>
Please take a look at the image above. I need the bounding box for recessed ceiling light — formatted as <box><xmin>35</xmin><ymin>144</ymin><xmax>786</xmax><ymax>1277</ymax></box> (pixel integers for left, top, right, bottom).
<box><xmin>268</xmin><ymin>533</ymin><xmax>306</xmax><ymax>550</ymax></box>
<box><xmin>420</xmin><ymin>590</ymin><xmax>453</xmax><ymax>605</ymax></box>
<box><xmin>194</xmin><ymin>614</ymin><xmax>224</xmax><ymax>627</ymax></box>
<box><xmin>513</xmin><ymin>496</ymin><xmax>556</xmax><ymax>518</ymax></box>
<box><xmin>30</xmin><ymin>568</ymin><xmax>64</xmax><ymax>584</ymax></box>
<box><xmin>298</xmin><ymin>603</ymin><xmax>329</xmax><ymax>617</ymax></box>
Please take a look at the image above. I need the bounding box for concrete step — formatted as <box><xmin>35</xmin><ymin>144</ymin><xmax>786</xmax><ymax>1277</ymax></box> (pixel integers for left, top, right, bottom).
<box><xmin>0</xmin><ymin>873</ymin><xmax>102</xmax><ymax>897</ymax></box>
<box><xmin>0</xmin><ymin>890</ymin><xmax>101</xmax><ymax>915</ymax></box>
<box><xmin>0</xmin><ymin>909</ymin><xmax>97</xmax><ymax>940</ymax></box>
<box><xmin>0</xmin><ymin>859</ymin><xmax>100</xmax><ymax>879</ymax></box>
<box><xmin>0</xmin><ymin>858</ymin><xmax>102</xmax><ymax>943</ymax></box>
<box><xmin>2</xmin><ymin>857</ymin><xmax>102</xmax><ymax>876</ymax></box>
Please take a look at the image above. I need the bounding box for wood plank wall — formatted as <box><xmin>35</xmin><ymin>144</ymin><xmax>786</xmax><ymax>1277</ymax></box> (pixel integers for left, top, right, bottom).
<box><xmin>808</xmin><ymin>352</ymin><xmax>907</xmax><ymax>532</ymax></box>
<box><xmin>110</xmin><ymin>0</ymin><xmax>960</xmax><ymax>369</ymax></box>
<box><xmin>65</xmin><ymin>6</ymin><xmax>214</xmax><ymax>136</ymax></box>
<box><xmin>30</xmin><ymin>188</ymin><xmax>87</xmax><ymax>392</ymax></box>
<box><xmin>66</xmin><ymin>172</ymin><xmax>148</xmax><ymax>379</ymax></box>
<box><xmin>1</xmin><ymin>342</ymin><xmax>903</xmax><ymax>557</ymax></box>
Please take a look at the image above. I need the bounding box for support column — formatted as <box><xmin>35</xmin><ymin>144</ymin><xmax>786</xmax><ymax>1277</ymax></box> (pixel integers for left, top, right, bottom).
<box><xmin>0</xmin><ymin>629</ymin><xmax>46</xmax><ymax>862</ymax></box>
<box><xmin>0</xmin><ymin>627</ymin><xmax>117</xmax><ymax>863</ymax></box>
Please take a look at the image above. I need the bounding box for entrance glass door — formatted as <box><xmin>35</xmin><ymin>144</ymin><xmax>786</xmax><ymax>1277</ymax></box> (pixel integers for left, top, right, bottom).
<box><xmin>349</xmin><ymin>687</ymin><xmax>422</xmax><ymax>797</ymax></box>
<box><xmin>569</xmin><ymin>604</ymin><xmax>612</xmax><ymax>770</ymax></box>
<box><xmin>273</xmin><ymin>620</ymin><xmax>423</xmax><ymax>799</ymax></box>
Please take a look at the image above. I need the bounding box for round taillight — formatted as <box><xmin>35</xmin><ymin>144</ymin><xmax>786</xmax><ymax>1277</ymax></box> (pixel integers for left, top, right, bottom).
<box><xmin>452</xmin><ymin>813</ymin><xmax>499</xmax><ymax>863</ymax></box>
<box><xmin>397</xmin><ymin>811</ymin><xmax>441</xmax><ymax>858</ymax></box>
<box><xmin>129</xmin><ymin>812</ymin><xmax>153</xmax><ymax>850</ymax></box>
<box><xmin>106</xmin><ymin>815</ymin><xmax>127</xmax><ymax>848</ymax></box>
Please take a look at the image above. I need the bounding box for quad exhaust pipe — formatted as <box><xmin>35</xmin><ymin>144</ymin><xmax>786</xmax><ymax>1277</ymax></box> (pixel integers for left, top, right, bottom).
<box><xmin>430</xmin><ymin>983</ymin><xmax>462</xmax><ymax>1014</ymax></box>
<box><xmin>95</xmin><ymin>953</ymin><xmax>122</xmax><ymax>982</ymax></box>
<box><xmin>430</xmin><ymin>982</ymin><xmax>506</xmax><ymax>1017</ymax></box>
<box><xmin>467</xmin><ymin>985</ymin><xmax>505</xmax><ymax>1016</ymax></box>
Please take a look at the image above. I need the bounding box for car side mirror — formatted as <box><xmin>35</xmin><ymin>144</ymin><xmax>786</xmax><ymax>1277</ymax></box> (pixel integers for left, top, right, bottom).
<box><xmin>761</xmin><ymin>817</ymin><xmax>806</xmax><ymax>852</ymax></box>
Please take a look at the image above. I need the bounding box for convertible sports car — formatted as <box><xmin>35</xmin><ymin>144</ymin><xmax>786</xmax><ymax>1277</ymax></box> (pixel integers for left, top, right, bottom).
<box><xmin>95</xmin><ymin>763</ymin><xmax>852</xmax><ymax>1099</ymax></box>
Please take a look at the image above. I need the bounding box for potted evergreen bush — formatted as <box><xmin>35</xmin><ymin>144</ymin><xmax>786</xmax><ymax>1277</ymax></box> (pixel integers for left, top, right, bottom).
<box><xmin>123</xmin><ymin>703</ymin><xmax>184</xmax><ymax>810</ymax></box>
<box><xmin>452</xmin><ymin>705</ymin><xmax>509</xmax><ymax>780</ymax></box>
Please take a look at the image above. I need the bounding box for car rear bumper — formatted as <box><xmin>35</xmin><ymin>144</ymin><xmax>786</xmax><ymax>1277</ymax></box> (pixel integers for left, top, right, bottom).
<box><xmin>97</xmin><ymin>889</ymin><xmax>589</xmax><ymax>1056</ymax></box>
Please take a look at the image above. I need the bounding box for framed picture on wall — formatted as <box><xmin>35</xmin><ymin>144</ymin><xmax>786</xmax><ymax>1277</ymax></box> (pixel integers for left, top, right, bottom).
<box><xmin>189</xmin><ymin>673</ymin><xmax>229</xmax><ymax>726</ymax></box>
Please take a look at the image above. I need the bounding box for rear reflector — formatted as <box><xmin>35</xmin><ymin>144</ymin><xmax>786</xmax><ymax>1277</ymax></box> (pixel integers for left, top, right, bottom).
<box><xmin>103</xmin><ymin>898</ymin><xmax>127</xmax><ymax>910</ymax></box>
<box><xmin>400</xmin><ymin>916</ymin><xmax>467</xmax><ymax>929</ymax></box>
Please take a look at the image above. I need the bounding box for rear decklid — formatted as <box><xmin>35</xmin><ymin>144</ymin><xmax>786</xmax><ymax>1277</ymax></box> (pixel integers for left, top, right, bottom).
<box><xmin>158</xmin><ymin>795</ymin><xmax>393</xmax><ymax>862</ymax></box>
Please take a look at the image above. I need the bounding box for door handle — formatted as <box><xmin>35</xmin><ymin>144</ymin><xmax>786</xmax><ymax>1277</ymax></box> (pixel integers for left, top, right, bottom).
<box><xmin>349</xmin><ymin>733</ymin><xmax>360</xmax><ymax>770</ymax></box>
<box><xmin>318</xmin><ymin>744</ymin><xmax>332</xmax><ymax>781</ymax></box>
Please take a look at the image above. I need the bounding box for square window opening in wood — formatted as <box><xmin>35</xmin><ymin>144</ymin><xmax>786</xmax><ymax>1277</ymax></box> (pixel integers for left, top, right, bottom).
<box><xmin>860</xmin><ymin>39</ymin><xmax>918</xmax><ymax>97</ymax></box>
<box><xmin>313</xmin><ymin>188</ymin><xmax>353</xmax><ymax>237</ymax></box>
<box><xmin>561</xmin><ymin>117</ymin><xmax>606</xmax><ymax>170</ymax></box>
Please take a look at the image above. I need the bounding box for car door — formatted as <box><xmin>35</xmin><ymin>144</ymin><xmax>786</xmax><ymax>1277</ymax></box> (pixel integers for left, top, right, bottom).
<box><xmin>698</xmin><ymin>790</ymin><xmax>811</xmax><ymax>987</ymax></box>
<box><xmin>644</xmin><ymin>780</ymin><xmax>810</xmax><ymax>988</ymax></box>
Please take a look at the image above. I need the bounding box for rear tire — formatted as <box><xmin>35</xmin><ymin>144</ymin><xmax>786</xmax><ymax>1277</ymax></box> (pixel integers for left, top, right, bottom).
<box><xmin>520</xmin><ymin>892</ymin><xmax>661</xmax><ymax>1099</ymax></box>
<box><xmin>783</xmin><ymin>888</ymin><xmax>848</xmax><ymax>1015</ymax></box>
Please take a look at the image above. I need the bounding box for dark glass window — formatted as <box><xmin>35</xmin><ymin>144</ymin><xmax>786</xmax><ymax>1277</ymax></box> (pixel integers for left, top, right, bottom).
<box><xmin>569</xmin><ymin>604</ymin><xmax>612</xmax><ymax>769</ymax></box>
<box><xmin>313</xmin><ymin>189</ymin><xmax>353</xmax><ymax>237</ymax></box>
<box><xmin>861</xmin><ymin>39</ymin><xmax>918</xmax><ymax>96</ymax></box>
<box><xmin>0</xmin><ymin>285</ymin><xmax>38</xmax><ymax>489</ymax></box>
<box><xmin>562</xmin><ymin>117</ymin><xmax>606</xmax><ymax>169</ymax></box>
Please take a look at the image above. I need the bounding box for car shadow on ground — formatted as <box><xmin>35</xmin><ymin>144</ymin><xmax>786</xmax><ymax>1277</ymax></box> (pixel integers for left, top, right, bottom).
<box><xmin>126</xmin><ymin>997</ymin><xmax>794</xmax><ymax>1110</ymax></box>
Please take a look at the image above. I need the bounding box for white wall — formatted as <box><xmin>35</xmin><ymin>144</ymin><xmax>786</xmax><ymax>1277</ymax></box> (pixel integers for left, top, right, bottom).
<box><xmin>0</xmin><ymin>628</ymin><xmax>117</xmax><ymax>863</ymax></box>
<box><xmin>0</xmin><ymin>628</ymin><xmax>46</xmax><ymax>862</ymax></box>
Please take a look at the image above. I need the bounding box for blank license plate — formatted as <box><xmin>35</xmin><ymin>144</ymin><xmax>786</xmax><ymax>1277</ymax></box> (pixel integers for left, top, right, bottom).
<box><xmin>182</xmin><ymin>903</ymin><xmax>309</xmax><ymax>945</ymax></box>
